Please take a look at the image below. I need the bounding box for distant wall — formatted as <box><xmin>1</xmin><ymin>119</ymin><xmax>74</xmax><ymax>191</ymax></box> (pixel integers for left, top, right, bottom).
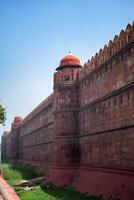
<box><xmin>19</xmin><ymin>93</ymin><xmax>54</xmax><ymax>173</ymax></box>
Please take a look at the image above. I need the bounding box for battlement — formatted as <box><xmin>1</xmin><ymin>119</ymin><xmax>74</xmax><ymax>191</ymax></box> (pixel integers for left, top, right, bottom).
<box><xmin>21</xmin><ymin>93</ymin><xmax>54</xmax><ymax>125</ymax></box>
<box><xmin>80</xmin><ymin>22</ymin><xmax>134</xmax><ymax>80</ymax></box>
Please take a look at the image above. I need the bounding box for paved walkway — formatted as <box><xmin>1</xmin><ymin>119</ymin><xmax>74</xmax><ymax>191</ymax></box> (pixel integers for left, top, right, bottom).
<box><xmin>0</xmin><ymin>195</ymin><xmax>3</xmax><ymax>200</ymax></box>
<box><xmin>0</xmin><ymin>176</ymin><xmax>20</xmax><ymax>200</ymax></box>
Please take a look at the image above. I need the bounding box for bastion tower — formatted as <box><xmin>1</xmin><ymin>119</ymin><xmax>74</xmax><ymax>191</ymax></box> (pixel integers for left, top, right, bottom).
<box><xmin>10</xmin><ymin>115</ymin><xmax>23</xmax><ymax>163</ymax></box>
<box><xmin>52</xmin><ymin>53</ymin><xmax>81</xmax><ymax>185</ymax></box>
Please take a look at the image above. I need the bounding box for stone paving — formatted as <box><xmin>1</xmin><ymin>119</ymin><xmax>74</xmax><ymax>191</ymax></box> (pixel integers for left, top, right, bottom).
<box><xmin>0</xmin><ymin>195</ymin><xmax>3</xmax><ymax>200</ymax></box>
<box><xmin>0</xmin><ymin>176</ymin><xmax>20</xmax><ymax>200</ymax></box>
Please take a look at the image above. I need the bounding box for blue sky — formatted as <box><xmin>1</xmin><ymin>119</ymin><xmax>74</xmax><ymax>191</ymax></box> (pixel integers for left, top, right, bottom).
<box><xmin>0</xmin><ymin>0</ymin><xmax>134</xmax><ymax>135</ymax></box>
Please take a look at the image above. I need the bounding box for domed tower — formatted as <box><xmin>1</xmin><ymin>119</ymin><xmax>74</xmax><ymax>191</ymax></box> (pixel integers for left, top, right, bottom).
<box><xmin>10</xmin><ymin>115</ymin><xmax>23</xmax><ymax>163</ymax></box>
<box><xmin>54</xmin><ymin>53</ymin><xmax>81</xmax><ymax>112</ymax></box>
<box><xmin>54</xmin><ymin>53</ymin><xmax>81</xmax><ymax>86</ymax></box>
<box><xmin>11</xmin><ymin>115</ymin><xmax>23</xmax><ymax>130</ymax></box>
<box><xmin>52</xmin><ymin>53</ymin><xmax>81</xmax><ymax>186</ymax></box>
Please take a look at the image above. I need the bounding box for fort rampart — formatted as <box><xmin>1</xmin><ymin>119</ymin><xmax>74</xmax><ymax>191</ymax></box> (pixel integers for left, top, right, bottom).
<box><xmin>1</xmin><ymin>23</ymin><xmax>134</xmax><ymax>200</ymax></box>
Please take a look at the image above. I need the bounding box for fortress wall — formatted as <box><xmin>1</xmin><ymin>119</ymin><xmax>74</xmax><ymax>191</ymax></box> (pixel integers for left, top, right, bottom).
<box><xmin>79</xmin><ymin>85</ymin><xmax>134</xmax><ymax>138</ymax></box>
<box><xmin>79</xmin><ymin>41</ymin><xmax>134</xmax><ymax>107</ymax></box>
<box><xmin>1</xmin><ymin>134</ymin><xmax>7</xmax><ymax>161</ymax></box>
<box><xmin>79</xmin><ymin>125</ymin><xmax>134</xmax><ymax>169</ymax></box>
<box><xmin>20</xmin><ymin>93</ymin><xmax>53</xmax><ymax>137</ymax></box>
<box><xmin>1</xmin><ymin>129</ymin><xmax>20</xmax><ymax>163</ymax></box>
<box><xmin>1</xmin><ymin>131</ymin><xmax>13</xmax><ymax>162</ymax></box>
<box><xmin>78</xmin><ymin>31</ymin><xmax>134</xmax><ymax>170</ymax></box>
<box><xmin>71</xmin><ymin>166</ymin><xmax>134</xmax><ymax>200</ymax></box>
<box><xmin>1</xmin><ymin>22</ymin><xmax>134</xmax><ymax>199</ymax></box>
<box><xmin>19</xmin><ymin>93</ymin><xmax>54</xmax><ymax>173</ymax></box>
<box><xmin>71</xmin><ymin>23</ymin><xmax>134</xmax><ymax>199</ymax></box>
<box><xmin>79</xmin><ymin>23</ymin><xmax>134</xmax><ymax>81</ymax></box>
<box><xmin>4</xmin><ymin>133</ymin><xmax>12</xmax><ymax>161</ymax></box>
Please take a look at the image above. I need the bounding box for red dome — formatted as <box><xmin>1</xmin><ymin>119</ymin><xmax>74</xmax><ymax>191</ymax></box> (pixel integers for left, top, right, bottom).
<box><xmin>14</xmin><ymin>115</ymin><xmax>23</xmax><ymax>123</ymax></box>
<box><xmin>60</xmin><ymin>54</ymin><xmax>81</xmax><ymax>67</ymax></box>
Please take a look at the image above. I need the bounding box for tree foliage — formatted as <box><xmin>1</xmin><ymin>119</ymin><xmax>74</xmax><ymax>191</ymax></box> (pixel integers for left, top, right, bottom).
<box><xmin>0</xmin><ymin>104</ymin><xmax>6</xmax><ymax>125</ymax></box>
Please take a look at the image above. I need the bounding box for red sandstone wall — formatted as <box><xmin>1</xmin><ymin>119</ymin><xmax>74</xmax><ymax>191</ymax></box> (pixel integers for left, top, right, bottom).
<box><xmin>1</xmin><ymin>135</ymin><xmax>6</xmax><ymax>161</ymax></box>
<box><xmin>79</xmin><ymin>43</ymin><xmax>134</xmax><ymax>107</ymax></box>
<box><xmin>73</xmin><ymin>24</ymin><xmax>134</xmax><ymax>199</ymax></box>
<box><xmin>71</xmin><ymin>166</ymin><xmax>134</xmax><ymax>200</ymax></box>
<box><xmin>19</xmin><ymin>93</ymin><xmax>54</xmax><ymax>174</ymax></box>
<box><xmin>78</xmin><ymin>42</ymin><xmax>134</xmax><ymax>170</ymax></box>
<box><xmin>79</xmin><ymin>23</ymin><xmax>134</xmax><ymax>81</ymax></box>
<box><xmin>1</xmin><ymin>22</ymin><xmax>134</xmax><ymax>200</ymax></box>
<box><xmin>4</xmin><ymin>134</ymin><xmax>12</xmax><ymax>161</ymax></box>
<box><xmin>51</xmin><ymin>23</ymin><xmax>134</xmax><ymax>199</ymax></box>
<box><xmin>79</xmin><ymin>126</ymin><xmax>134</xmax><ymax>169</ymax></box>
<box><xmin>79</xmin><ymin>86</ymin><xmax>134</xmax><ymax>136</ymax></box>
<box><xmin>78</xmin><ymin>23</ymin><xmax>134</xmax><ymax>169</ymax></box>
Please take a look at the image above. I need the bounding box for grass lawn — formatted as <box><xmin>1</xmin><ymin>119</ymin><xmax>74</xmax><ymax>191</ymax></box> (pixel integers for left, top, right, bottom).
<box><xmin>1</xmin><ymin>163</ymin><xmax>38</xmax><ymax>186</ymax></box>
<box><xmin>1</xmin><ymin>163</ymin><xmax>102</xmax><ymax>200</ymax></box>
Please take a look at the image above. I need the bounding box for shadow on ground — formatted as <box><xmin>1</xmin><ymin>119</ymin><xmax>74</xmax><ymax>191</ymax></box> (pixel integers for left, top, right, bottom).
<box><xmin>41</xmin><ymin>184</ymin><xmax>102</xmax><ymax>200</ymax></box>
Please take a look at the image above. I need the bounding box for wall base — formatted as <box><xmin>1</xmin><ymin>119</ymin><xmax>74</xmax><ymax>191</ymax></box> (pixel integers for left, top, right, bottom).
<box><xmin>50</xmin><ymin>164</ymin><xmax>134</xmax><ymax>200</ymax></box>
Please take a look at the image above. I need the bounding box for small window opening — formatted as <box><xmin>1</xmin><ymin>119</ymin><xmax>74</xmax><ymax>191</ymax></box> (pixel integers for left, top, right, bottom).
<box><xmin>64</xmin><ymin>75</ymin><xmax>69</xmax><ymax>81</ymax></box>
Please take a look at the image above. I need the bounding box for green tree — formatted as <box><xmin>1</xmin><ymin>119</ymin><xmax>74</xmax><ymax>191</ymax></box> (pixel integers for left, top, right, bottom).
<box><xmin>0</xmin><ymin>104</ymin><xmax>6</xmax><ymax>125</ymax></box>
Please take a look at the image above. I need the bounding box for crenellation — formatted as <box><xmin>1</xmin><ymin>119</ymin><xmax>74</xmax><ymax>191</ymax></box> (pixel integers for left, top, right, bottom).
<box><xmin>22</xmin><ymin>93</ymin><xmax>53</xmax><ymax>125</ymax></box>
<box><xmin>80</xmin><ymin>22</ymin><xmax>134</xmax><ymax>80</ymax></box>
